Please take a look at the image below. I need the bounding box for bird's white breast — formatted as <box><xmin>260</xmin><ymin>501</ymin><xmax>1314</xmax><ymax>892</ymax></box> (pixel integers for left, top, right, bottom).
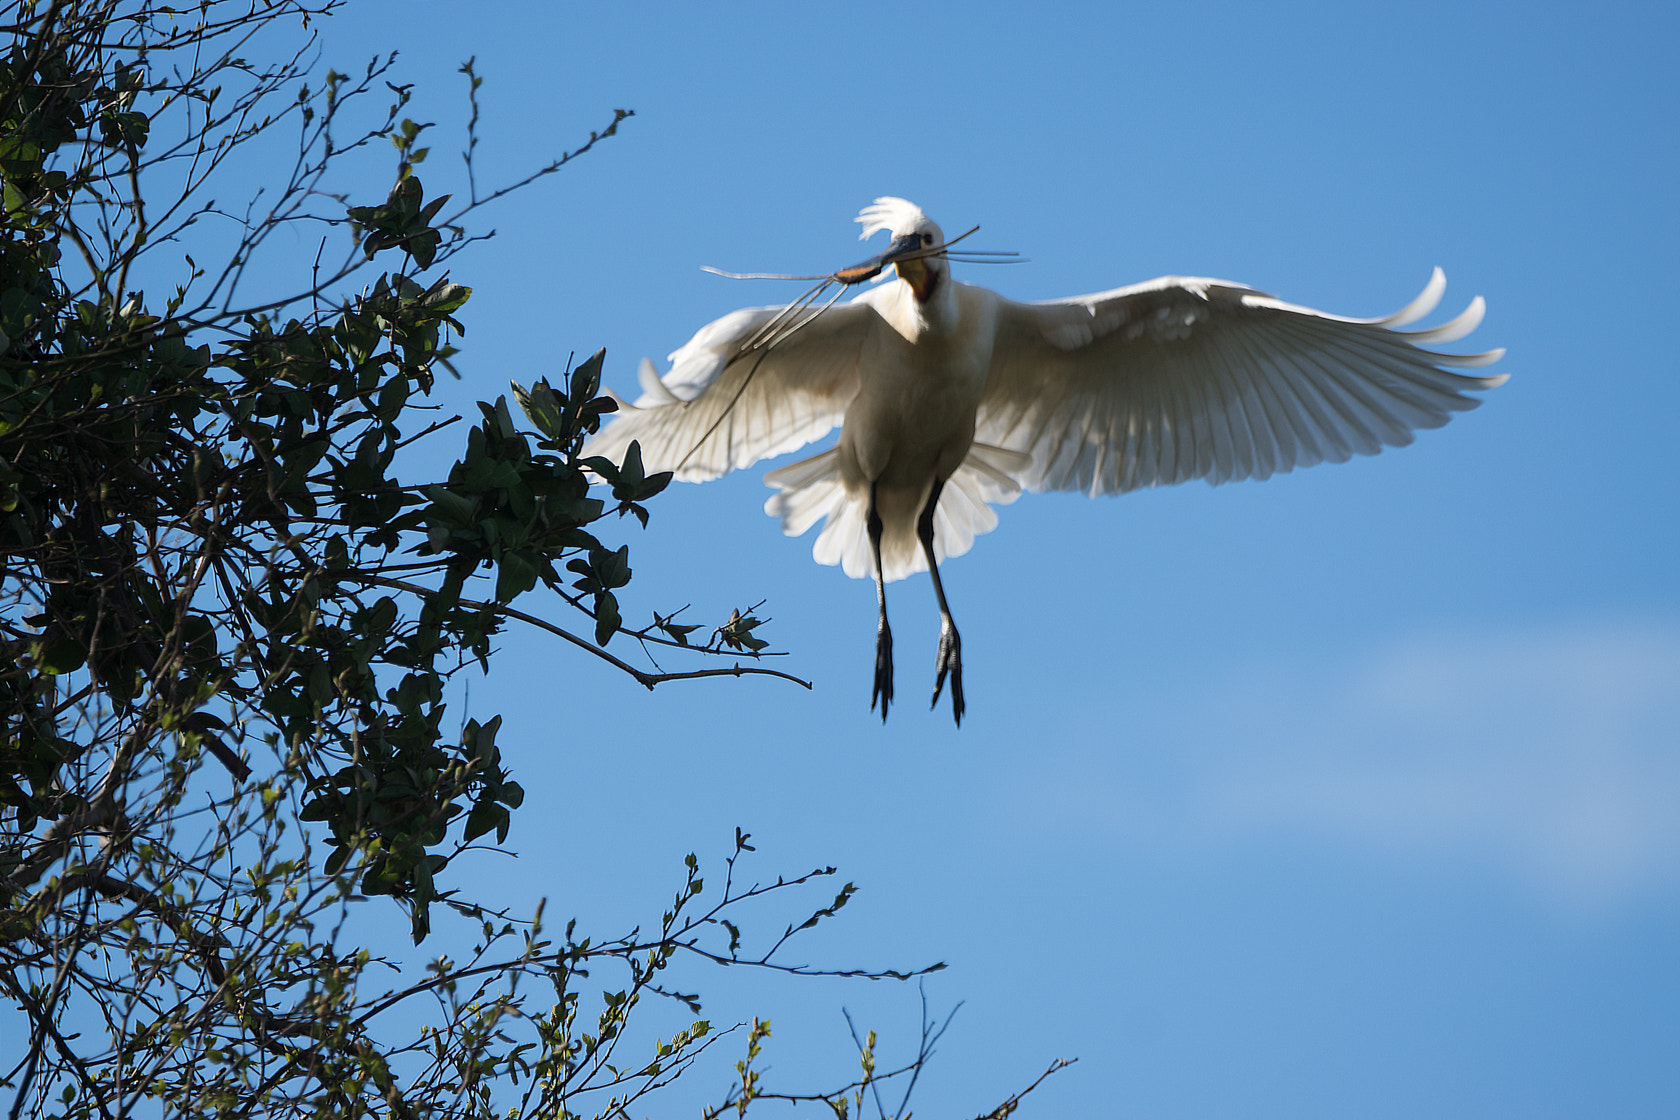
<box><xmin>838</xmin><ymin>281</ymin><xmax>1000</xmax><ymax>495</ymax></box>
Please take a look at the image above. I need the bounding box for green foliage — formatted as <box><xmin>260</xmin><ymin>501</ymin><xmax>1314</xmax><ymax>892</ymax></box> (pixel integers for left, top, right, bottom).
<box><xmin>0</xmin><ymin>0</ymin><xmax>776</xmax><ymax>942</ymax></box>
<box><xmin>0</xmin><ymin>3</ymin><xmax>1063</xmax><ymax>1117</ymax></box>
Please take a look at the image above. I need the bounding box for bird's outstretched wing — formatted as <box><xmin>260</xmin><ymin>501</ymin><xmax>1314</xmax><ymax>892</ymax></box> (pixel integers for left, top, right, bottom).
<box><xmin>975</xmin><ymin>268</ymin><xmax>1507</xmax><ymax>495</ymax></box>
<box><xmin>584</xmin><ymin>299</ymin><xmax>875</xmax><ymax>481</ymax></box>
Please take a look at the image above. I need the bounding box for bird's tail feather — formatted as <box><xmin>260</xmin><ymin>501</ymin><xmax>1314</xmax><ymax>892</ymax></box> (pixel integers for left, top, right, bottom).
<box><xmin>763</xmin><ymin>443</ymin><xmax>1029</xmax><ymax>583</ymax></box>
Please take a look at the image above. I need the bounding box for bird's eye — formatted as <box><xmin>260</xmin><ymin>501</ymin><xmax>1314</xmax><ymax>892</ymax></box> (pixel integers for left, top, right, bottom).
<box><xmin>922</xmin><ymin>233</ymin><xmax>935</xmax><ymax>246</ymax></box>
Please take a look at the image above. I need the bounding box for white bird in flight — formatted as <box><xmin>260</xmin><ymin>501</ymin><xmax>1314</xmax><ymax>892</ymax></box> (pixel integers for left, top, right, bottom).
<box><xmin>585</xmin><ymin>197</ymin><xmax>1507</xmax><ymax>725</ymax></box>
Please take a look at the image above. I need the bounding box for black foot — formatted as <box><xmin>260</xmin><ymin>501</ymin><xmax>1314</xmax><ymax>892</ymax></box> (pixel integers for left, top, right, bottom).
<box><xmin>872</xmin><ymin>621</ymin><xmax>894</xmax><ymax>723</ymax></box>
<box><xmin>931</xmin><ymin>621</ymin><xmax>965</xmax><ymax>727</ymax></box>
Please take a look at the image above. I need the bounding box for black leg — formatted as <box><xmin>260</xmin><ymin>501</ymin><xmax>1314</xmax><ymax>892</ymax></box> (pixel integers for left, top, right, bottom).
<box><xmin>868</xmin><ymin>482</ymin><xmax>893</xmax><ymax>722</ymax></box>
<box><xmin>918</xmin><ymin>478</ymin><xmax>965</xmax><ymax>726</ymax></box>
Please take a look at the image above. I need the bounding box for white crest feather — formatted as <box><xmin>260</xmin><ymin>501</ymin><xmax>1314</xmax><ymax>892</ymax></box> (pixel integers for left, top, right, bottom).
<box><xmin>856</xmin><ymin>196</ymin><xmax>926</xmax><ymax>241</ymax></box>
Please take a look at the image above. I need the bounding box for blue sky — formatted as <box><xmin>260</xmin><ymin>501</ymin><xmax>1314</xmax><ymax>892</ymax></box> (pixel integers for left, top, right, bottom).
<box><xmin>308</xmin><ymin>3</ymin><xmax>1677</xmax><ymax>1116</ymax></box>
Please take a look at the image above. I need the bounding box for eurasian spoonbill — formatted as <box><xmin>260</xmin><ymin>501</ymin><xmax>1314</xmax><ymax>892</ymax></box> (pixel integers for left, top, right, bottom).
<box><xmin>584</xmin><ymin>197</ymin><xmax>1506</xmax><ymax>725</ymax></box>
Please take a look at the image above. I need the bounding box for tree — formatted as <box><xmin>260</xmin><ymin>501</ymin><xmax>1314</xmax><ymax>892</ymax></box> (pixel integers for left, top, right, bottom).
<box><xmin>0</xmin><ymin>2</ymin><xmax>1068</xmax><ymax>1117</ymax></box>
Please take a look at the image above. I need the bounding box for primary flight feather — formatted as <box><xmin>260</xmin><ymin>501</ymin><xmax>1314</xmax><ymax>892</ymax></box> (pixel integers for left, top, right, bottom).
<box><xmin>584</xmin><ymin>197</ymin><xmax>1506</xmax><ymax>725</ymax></box>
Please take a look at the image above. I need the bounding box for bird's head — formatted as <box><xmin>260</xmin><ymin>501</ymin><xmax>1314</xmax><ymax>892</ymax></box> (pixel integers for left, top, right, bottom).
<box><xmin>852</xmin><ymin>196</ymin><xmax>947</xmax><ymax>303</ymax></box>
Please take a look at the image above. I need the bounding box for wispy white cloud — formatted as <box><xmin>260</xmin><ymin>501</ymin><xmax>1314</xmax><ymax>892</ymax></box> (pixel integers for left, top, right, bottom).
<box><xmin>1026</xmin><ymin>619</ymin><xmax>1680</xmax><ymax>911</ymax></box>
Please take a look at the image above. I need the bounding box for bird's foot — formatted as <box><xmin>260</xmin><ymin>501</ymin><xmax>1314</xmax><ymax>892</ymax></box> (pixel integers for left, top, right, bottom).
<box><xmin>872</xmin><ymin>620</ymin><xmax>894</xmax><ymax>723</ymax></box>
<box><xmin>931</xmin><ymin>620</ymin><xmax>964</xmax><ymax>727</ymax></box>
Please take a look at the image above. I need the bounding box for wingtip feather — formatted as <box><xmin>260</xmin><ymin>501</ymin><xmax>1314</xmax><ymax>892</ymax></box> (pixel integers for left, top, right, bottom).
<box><xmin>1404</xmin><ymin>294</ymin><xmax>1486</xmax><ymax>345</ymax></box>
<box><xmin>636</xmin><ymin>356</ymin><xmax>680</xmax><ymax>404</ymax></box>
<box><xmin>1376</xmin><ymin>267</ymin><xmax>1447</xmax><ymax>327</ymax></box>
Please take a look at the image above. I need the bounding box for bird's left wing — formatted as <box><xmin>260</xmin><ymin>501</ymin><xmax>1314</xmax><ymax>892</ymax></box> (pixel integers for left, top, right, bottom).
<box><xmin>975</xmin><ymin>269</ymin><xmax>1507</xmax><ymax>495</ymax></box>
<box><xmin>585</xmin><ymin>297</ymin><xmax>876</xmax><ymax>481</ymax></box>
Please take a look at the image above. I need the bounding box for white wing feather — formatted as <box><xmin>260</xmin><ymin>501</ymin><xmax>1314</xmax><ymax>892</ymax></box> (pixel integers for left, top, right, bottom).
<box><xmin>583</xmin><ymin>298</ymin><xmax>875</xmax><ymax>482</ymax></box>
<box><xmin>976</xmin><ymin>270</ymin><xmax>1507</xmax><ymax>496</ymax></box>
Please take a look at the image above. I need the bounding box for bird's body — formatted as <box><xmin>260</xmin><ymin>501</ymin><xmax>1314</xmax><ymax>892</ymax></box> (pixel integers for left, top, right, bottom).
<box><xmin>833</xmin><ymin>274</ymin><xmax>997</xmax><ymax>573</ymax></box>
<box><xmin>585</xmin><ymin>198</ymin><xmax>1507</xmax><ymax>723</ymax></box>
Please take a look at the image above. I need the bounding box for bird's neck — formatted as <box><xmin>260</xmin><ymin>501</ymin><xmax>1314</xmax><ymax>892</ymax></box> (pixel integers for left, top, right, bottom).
<box><xmin>879</xmin><ymin>273</ymin><xmax>958</xmax><ymax>344</ymax></box>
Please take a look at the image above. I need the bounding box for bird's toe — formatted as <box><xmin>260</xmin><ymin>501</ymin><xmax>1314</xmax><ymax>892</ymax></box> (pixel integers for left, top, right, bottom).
<box><xmin>872</xmin><ymin>622</ymin><xmax>895</xmax><ymax>723</ymax></box>
<box><xmin>931</xmin><ymin>623</ymin><xmax>964</xmax><ymax>727</ymax></box>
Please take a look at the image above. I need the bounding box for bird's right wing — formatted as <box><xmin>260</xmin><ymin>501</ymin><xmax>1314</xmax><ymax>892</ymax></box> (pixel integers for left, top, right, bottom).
<box><xmin>583</xmin><ymin>298</ymin><xmax>876</xmax><ymax>481</ymax></box>
<box><xmin>976</xmin><ymin>269</ymin><xmax>1507</xmax><ymax>495</ymax></box>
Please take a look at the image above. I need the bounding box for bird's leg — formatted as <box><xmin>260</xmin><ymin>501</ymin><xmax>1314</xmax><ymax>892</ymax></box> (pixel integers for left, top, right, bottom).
<box><xmin>918</xmin><ymin>478</ymin><xmax>965</xmax><ymax>726</ymax></box>
<box><xmin>868</xmin><ymin>482</ymin><xmax>894</xmax><ymax>723</ymax></box>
